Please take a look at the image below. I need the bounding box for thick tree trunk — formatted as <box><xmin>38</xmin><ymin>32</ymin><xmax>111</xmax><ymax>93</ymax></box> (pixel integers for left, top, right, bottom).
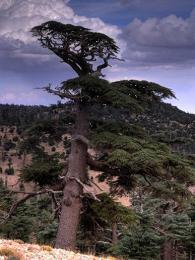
<box><xmin>55</xmin><ymin>104</ymin><xmax>89</xmax><ymax>250</ymax></box>
<box><xmin>111</xmin><ymin>222</ymin><xmax>118</xmax><ymax>245</ymax></box>
<box><xmin>161</xmin><ymin>240</ymin><xmax>173</xmax><ymax>260</ymax></box>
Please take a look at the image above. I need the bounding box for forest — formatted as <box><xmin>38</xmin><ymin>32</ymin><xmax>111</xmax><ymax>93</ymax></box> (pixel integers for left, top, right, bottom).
<box><xmin>0</xmin><ymin>21</ymin><xmax>195</xmax><ymax>260</ymax></box>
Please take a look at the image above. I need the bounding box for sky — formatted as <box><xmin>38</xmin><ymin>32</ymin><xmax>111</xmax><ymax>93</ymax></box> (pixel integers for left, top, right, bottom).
<box><xmin>0</xmin><ymin>0</ymin><xmax>195</xmax><ymax>113</ymax></box>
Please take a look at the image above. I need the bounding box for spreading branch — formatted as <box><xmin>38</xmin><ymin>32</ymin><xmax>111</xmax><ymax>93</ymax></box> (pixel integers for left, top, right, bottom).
<box><xmin>87</xmin><ymin>153</ymin><xmax>118</xmax><ymax>175</ymax></box>
<box><xmin>0</xmin><ymin>185</ymin><xmax>64</xmax><ymax>224</ymax></box>
<box><xmin>89</xmin><ymin>178</ymin><xmax>103</xmax><ymax>191</ymax></box>
<box><xmin>31</xmin><ymin>21</ymin><xmax>119</xmax><ymax>76</ymax></box>
<box><xmin>36</xmin><ymin>84</ymin><xmax>80</xmax><ymax>100</ymax></box>
<box><xmin>0</xmin><ymin>190</ymin><xmax>47</xmax><ymax>224</ymax></box>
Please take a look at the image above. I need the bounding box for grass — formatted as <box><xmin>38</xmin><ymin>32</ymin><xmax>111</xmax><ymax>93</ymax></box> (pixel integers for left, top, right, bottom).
<box><xmin>41</xmin><ymin>245</ymin><xmax>53</xmax><ymax>251</ymax></box>
<box><xmin>0</xmin><ymin>247</ymin><xmax>22</xmax><ymax>259</ymax></box>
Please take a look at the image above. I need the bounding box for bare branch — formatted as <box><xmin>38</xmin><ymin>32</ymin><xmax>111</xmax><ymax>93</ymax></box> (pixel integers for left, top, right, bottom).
<box><xmin>50</xmin><ymin>193</ymin><xmax>61</xmax><ymax>219</ymax></box>
<box><xmin>46</xmin><ymin>189</ymin><xmax>63</xmax><ymax>194</ymax></box>
<box><xmin>89</xmin><ymin>178</ymin><xmax>103</xmax><ymax>191</ymax></box>
<box><xmin>0</xmin><ymin>183</ymin><xmax>65</xmax><ymax>224</ymax></box>
<box><xmin>35</xmin><ymin>84</ymin><xmax>80</xmax><ymax>100</ymax></box>
<box><xmin>0</xmin><ymin>190</ymin><xmax>48</xmax><ymax>224</ymax></box>
<box><xmin>69</xmin><ymin>177</ymin><xmax>100</xmax><ymax>201</ymax></box>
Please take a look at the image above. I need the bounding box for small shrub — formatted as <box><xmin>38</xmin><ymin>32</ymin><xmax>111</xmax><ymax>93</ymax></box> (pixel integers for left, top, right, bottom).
<box><xmin>13</xmin><ymin>239</ymin><xmax>24</xmax><ymax>244</ymax></box>
<box><xmin>41</xmin><ymin>245</ymin><xmax>53</xmax><ymax>251</ymax></box>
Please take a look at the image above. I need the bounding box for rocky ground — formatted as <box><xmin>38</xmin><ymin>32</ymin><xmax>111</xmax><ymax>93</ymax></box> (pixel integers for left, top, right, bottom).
<box><xmin>0</xmin><ymin>240</ymin><xmax>117</xmax><ymax>260</ymax></box>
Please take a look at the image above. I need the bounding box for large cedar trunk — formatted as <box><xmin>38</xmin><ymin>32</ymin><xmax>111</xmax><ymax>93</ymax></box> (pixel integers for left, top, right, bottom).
<box><xmin>55</xmin><ymin>104</ymin><xmax>89</xmax><ymax>250</ymax></box>
<box><xmin>111</xmin><ymin>222</ymin><xmax>118</xmax><ymax>245</ymax></box>
<box><xmin>161</xmin><ymin>240</ymin><xmax>173</xmax><ymax>260</ymax></box>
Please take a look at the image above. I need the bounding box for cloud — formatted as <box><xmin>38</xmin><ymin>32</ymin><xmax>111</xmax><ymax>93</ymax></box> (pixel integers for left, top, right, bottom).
<box><xmin>120</xmin><ymin>8</ymin><xmax>195</xmax><ymax>67</ymax></box>
<box><xmin>0</xmin><ymin>87</ymin><xmax>58</xmax><ymax>105</ymax></box>
<box><xmin>118</xmin><ymin>0</ymin><xmax>195</xmax><ymax>12</ymax></box>
<box><xmin>0</xmin><ymin>0</ymin><xmax>122</xmax><ymax>72</ymax></box>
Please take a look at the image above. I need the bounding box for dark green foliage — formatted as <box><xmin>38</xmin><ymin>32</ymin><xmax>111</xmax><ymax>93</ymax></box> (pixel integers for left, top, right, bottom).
<box><xmin>133</xmin><ymin>102</ymin><xmax>195</xmax><ymax>155</ymax></box>
<box><xmin>25</xmin><ymin>119</ymin><xmax>67</xmax><ymax>143</ymax></box>
<box><xmin>0</xmin><ymin>103</ymin><xmax>74</xmax><ymax>129</ymax></box>
<box><xmin>0</xmin><ymin>179</ymin><xmax>13</xmax><ymax>211</ymax></box>
<box><xmin>31</xmin><ymin>21</ymin><xmax>119</xmax><ymax>76</ymax></box>
<box><xmin>45</xmin><ymin>76</ymin><xmax>175</xmax><ymax>113</ymax></box>
<box><xmin>0</xmin><ymin>104</ymin><xmax>49</xmax><ymax>127</ymax></box>
<box><xmin>91</xmin><ymin>119</ymin><xmax>146</xmax><ymax>138</ymax></box>
<box><xmin>86</xmin><ymin>193</ymin><xmax>135</xmax><ymax>226</ymax></box>
<box><xmin>37</xmin><ymin>220</ymin><xmax>58</xmax><ymax>245</ymax></box>
<box><xmin>78</xmin><ymin>193</ymin><xmax>135</xmax><ymax>253</ymax></box>
<box><xmin>0</xmin><ymin>182</ymin><xmax>57</xmax><ymax>245</ymax></box>
<box><xmin>20</xmin><ymin>151</ymin><xmax>63</xmax><ymax>186</ymax></box>
<box><xmin>92</xmin><ymin>129</ymin><xmax>195</xmax><ymax>199</ymax></box>
<box><xmin>1</xmin><ymin>199</ymin><xmax>56</xmax><ymax>244</ymax></box>
<box><xmin>18</xmin><ymin>136</ymin><xmax>41</xmax><ymax>155</ymax></box>
<box><xmin>112</xmin><ymin>221</ymin><xmax>163</xmax><ymax>259</ymax></box>
<box><xmin>111</xmin><ymin>195</ymin><xmax>195</xmax><ymax>259</ymax></box>
<box><xmin>1</xmin><ymin>202</ymin><xmax>37</xmax><ymax>241</ymax></box>
<box><xmin>108</xmin><ymin>80</ymin><xmax>175</xmax><ymax>111</ymax></box>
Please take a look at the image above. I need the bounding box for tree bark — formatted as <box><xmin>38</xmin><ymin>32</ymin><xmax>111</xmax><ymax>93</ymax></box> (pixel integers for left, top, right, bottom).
<box><xmin>161</xmin><ymin>240</ymin><xmax>173</xmax><ymax>260</ymax></box>
<box><xmin>55</xmin><ymin>103</ymin><xmax>89</xmax><ymax>250</ymax></box>
<box><xmin>111</xmin><ymin>222</ymin><xmax>118</xmax><ymax>245</ymax></box>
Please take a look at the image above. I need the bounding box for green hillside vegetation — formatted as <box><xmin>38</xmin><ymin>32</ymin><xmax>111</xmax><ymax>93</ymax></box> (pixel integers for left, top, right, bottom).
<box><xmin>0</xmin><ymin>101</ymin><xmax>195</xmax><ymax>259</ymax></box>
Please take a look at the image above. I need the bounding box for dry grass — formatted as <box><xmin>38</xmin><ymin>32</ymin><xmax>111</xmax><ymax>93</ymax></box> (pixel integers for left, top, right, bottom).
<box><xmin>0</xmin><ymin>240</ymin><xmax>117</xmax><ymax>260</ymax></box>
<box><xmin>40</xmin><ymin>245</ymin><xmax>53</xmax><ymax>252</ymax></box>
<box><xmin>0</xmin><ymin>246</ymin><xmax>23</xmax><ymax>259</ymax></box>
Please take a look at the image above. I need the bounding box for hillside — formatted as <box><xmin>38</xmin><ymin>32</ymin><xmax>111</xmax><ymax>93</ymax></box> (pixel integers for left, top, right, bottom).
<box><xmin>0</xmin><ymin>107</ymin><xmax>130</xmax><ymax>206</ymax></box>
<box><xmin>1</xmin><ymin>102</ymin><xmax>195</xmax><ymax>187</ymax></box>
<box><xmin>134</xmin><ymin>102</ymin><xmax>195</xmax><ymax>155</ymax></box>
<box><xmin>0</xmin><ymin>239</ymin><xmax>116</xmax><ymax>259</ymax></box>
<box><xmin>0</xmin><ymin>102</ymin><xmax>195</xmax><ymax>194</ymax></box>
<box><xmin>0</xmin><ymin>103</ymin><xmax>195</xmax><ymax>258</ymax></box>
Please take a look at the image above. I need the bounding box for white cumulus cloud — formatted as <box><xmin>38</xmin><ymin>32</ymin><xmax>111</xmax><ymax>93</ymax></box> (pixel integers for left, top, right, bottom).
<box><xmin>0</xmin><ymin>0</ymin><xmax>122</xmax><ymax>70</ymax></box>
<box><xmin>121</xmin><ymin>8</ymin><xmax>195</xmax><ymax>67</ymax></box>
